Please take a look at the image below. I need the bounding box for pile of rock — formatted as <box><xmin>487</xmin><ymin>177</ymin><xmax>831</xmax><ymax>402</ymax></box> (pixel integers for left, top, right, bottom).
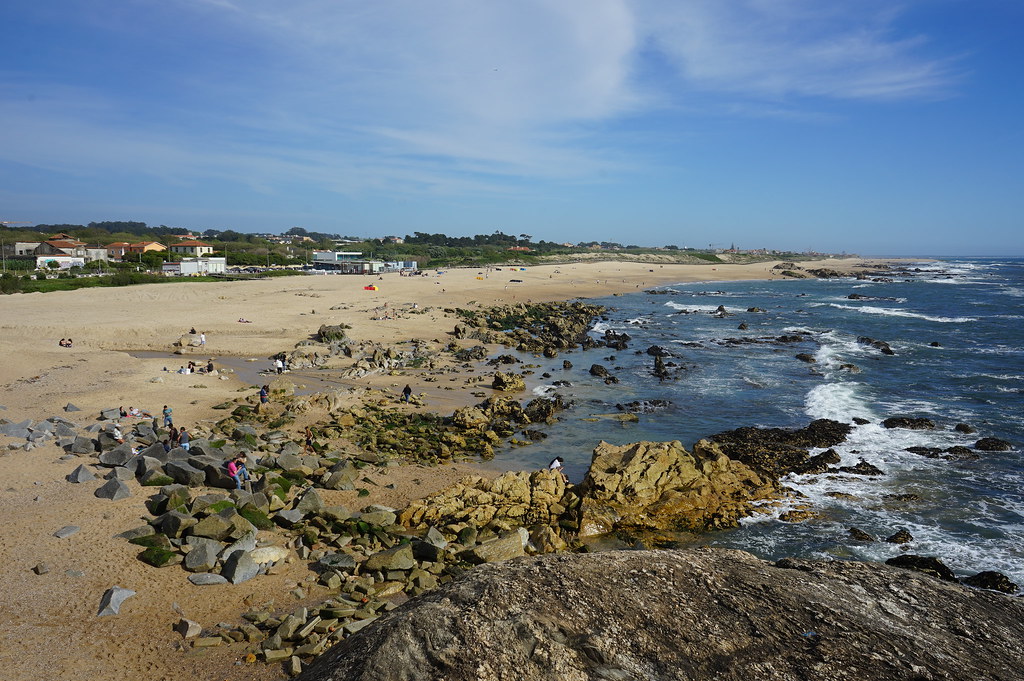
<box><xmin>1</xmin><ymin>413</ymin><xmax>82</xmax><ymax>452</ymax></box>
<box><xmin>452</xmin><ymin>301</ymin><xmax>606</xmax><ymax>355</ymax></box>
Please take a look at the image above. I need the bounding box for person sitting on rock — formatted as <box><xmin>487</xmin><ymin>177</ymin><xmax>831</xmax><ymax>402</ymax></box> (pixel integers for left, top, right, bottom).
<box><xmin>548</xmin><ymin>456</ymin><xmax>567</xmax><ymax>481</ymax></box>
<box><xmin>226</xmin><ymin>455</ymin><xmax>251</xmax><ymax>489</ymax></box>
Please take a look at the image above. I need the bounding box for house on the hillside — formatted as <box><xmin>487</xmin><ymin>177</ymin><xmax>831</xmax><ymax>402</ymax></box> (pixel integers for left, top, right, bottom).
<box><xmin>106</xmin><ymin>242</ymin><xmax>131</xmax><ymax>259</ymax></box>
<box><xmin>507</xmin><ymin>246</ymin><xmax>532</xmax><ymax>252</ymax></box>
<box><xmin>170</xmin><ymin>240</ymin><xmax>214</xmax><ymax>257</ymax></box>
<box><xmin>128</xmin><ymin>241</ymin><xmax>167</xmax><ymax>254</ymax></box>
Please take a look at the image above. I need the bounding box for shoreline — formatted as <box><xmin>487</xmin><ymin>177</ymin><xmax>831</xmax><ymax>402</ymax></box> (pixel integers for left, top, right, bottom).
<box><xmin>0</xmin><ymin>257</ymin><xmax>911</xmax><ymax>681</ymax></box>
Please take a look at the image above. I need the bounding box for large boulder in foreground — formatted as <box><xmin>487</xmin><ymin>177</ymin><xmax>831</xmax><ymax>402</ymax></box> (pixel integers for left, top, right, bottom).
<box><xmin>296</xmin><ymin>548</ymin><xmax>1024</xmax><ymax>681</ymax></box>
<box><xmin>578</xmin><ymin>439</ymin><xmax>778</xmax><ymax>535</ymax></box>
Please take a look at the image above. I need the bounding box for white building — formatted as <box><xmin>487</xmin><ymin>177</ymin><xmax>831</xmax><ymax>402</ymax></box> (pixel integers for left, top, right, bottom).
<box><xmin>36</xmin><ymin>255</ymin><xmax>85</xmax><ymax>269</ymax></box>
<box><xmin>162</xmin><ymin>257</ymin><xmax>227</xmax><ymax>276</ymax></box>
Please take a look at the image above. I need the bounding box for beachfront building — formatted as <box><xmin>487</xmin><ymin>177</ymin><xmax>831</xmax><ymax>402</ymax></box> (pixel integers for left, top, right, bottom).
<box><xmin>311</xmin><ymin>251</ymin><xmax>417</xmax><ymax>274</ymax></box>
<box><xmin>162</xmin><ymin>256</ymin><xmax>227</xmax><ymax>276</ymax></box>
<box><xmin>170</xmin><ymin>240</ymin><xmax>214</xmax><ymax>257</ymax></box>
<box><xmin>35</xmin><ymin>255</ymin><xmax>86</xmax><ymax>269</ymax></box>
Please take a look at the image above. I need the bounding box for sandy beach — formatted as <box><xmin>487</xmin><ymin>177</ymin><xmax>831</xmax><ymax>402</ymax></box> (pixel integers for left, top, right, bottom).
<box><xmin>0</xmin><ymin>258</ymin><xmax>888</xmax><ymax>681</ymax></box>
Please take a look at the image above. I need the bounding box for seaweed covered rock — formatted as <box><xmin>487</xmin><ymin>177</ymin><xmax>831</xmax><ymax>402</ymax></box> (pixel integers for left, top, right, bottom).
<box><xmin>710</xmin><ymin>419</ymin><xmax>852</xmax><ymax>478</ymax></box>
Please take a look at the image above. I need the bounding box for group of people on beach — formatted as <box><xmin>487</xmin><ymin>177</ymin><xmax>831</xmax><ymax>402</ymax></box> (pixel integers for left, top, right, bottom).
<box><xmin>118</xmin><ymin>406</ymin><xmax>151</xmax><ymax>418</ymax></box>
<box><xmin>175</xmin><ymin>359</ymin><xmax>215</xmax><ymax>374</ymax></box>
<box><xmin>58</xmin><ymin>338</ymin><xmax>73</xmax><ymax>347</ymax></box>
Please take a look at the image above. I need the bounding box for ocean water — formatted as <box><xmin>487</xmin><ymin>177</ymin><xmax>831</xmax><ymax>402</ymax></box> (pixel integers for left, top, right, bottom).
<box><xmin>493</xmin><ymin>258</ymin><xmax>1024</xmax><ymax>586</ymax></box>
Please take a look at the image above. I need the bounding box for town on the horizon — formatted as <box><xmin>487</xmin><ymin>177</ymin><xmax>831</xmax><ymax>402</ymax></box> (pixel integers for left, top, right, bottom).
<box><xmin>1</xmin><ymin>220</ymin><xmax>845</xmax><ymax>288</ymax></box>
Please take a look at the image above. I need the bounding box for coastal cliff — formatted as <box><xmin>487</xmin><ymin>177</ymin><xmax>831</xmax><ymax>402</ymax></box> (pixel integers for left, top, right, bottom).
<box><xmin>296</xmin><ymin>547</ymin><xmax>1024</xmax><ymax>681</ymax></box>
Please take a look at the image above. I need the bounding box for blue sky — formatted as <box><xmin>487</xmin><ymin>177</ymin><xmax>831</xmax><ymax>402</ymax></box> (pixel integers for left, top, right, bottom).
<box><xmin>2</xmin><ymin>1</ymin><xmax>1022</xmax><ymax>255</ymax></box>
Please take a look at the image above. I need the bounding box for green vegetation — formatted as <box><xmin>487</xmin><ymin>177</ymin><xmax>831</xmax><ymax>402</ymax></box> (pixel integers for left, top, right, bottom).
<box><xmin>138</xmin><ymin>546</ymin><xmax>180</xmax><ymax>567</ymax></box>
<box><xmin>238</xmin><ymin>506</ymin><xmax>275</xmax><ymax>530</ymax></box>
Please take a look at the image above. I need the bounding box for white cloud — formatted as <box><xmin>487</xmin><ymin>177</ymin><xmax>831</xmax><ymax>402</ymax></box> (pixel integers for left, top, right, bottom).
<box><xmin>1</xmin><ymin>0</ymin><xmax>960</xmax><ymax>199</ymax></box>
<box><xmin>637</xmin><ymin>1</ymin><xmax>957</xmax><ymax>101</ymax></box>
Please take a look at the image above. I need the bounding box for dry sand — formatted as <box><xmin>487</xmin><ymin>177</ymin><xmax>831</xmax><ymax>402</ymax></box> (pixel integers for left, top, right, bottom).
<box><xmin>0</xmin><ymin>258</ymin><xmax>888</xmax><ymax>680</ymax></box>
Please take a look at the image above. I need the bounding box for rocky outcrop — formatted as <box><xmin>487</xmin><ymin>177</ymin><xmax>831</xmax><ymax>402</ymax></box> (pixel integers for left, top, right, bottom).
<box><xmin>451</xmin><ymin>301</ymin><xmax>605</xmax><ymax>353</ymax></box>
<box><xmin>491</xmin><ymin>371</ymin><xmax>526</xmax><ymax>392</ymax></box>
<box><xmin>398</xmin><ymin>469</ymin><xmax>574</xmax><ymax>539</ymax></box>
<box><xmin>295</xmin><ymin>548</ymin><xmax>1024</xmax><ymax>681</ymax></box>
<box><xmin>577</xmin><ymin>439</ymin><xmax>778</xmax><ymax>535</ymax></box>
<box><xmin>710</xmin><ymin>419</ymin><xmax>853</xmax><ymax>478</ymax></box>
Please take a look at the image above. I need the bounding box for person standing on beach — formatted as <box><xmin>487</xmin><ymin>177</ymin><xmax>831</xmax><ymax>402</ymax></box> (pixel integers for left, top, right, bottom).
<box><xmin>402</xmin><ymin>385</ymin><xmax>412</xmax><ymax>403</ymax></box>
<box><xmin>199</xmin><ymin>331</ymin><xmax>206</xmax><ymax>347</ymax></box>
<box><xmin>178</xmin><ymin>427</ymin><xmax>191</xmax><ymax>451</ymax></box>
<box><xmin>304</xmin><ymin>426</ymin><xmax>315</xmax><ymax>454</ymax></box>
<box><xmin>275</xmin><ymin>358</ymin><xmax>285</xmax><ymax>374</ymax></box>
<box><xmin>258</xmin><ymin>385</ymin><xmax>269</xmax><ymax>412</ymax></box>
<box><xmin>169</xmin><ymin>425</ymin><xmax>179</xmax><ymax>446</ymax></box>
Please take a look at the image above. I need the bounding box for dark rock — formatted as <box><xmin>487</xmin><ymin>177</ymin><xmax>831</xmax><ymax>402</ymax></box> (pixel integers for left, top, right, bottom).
<box><xmin>165</xmin><ymin>460</ymin><xmax>206</xmax><ymax>487</ymax></box>
<box><xmin>942</xmin><ymin>446</ymin><xmax>979</xmax><ymax>461</ymax></box>
<box><xmin>317</xmin><ymin>324</ymin><xmax>348</xmax><ymax>342</ymax></box>
<box><xmin>884</xmin><ymin>555</ymin><xmax>957</xmax><ymax>582</ymax></box>
<box><xmin>794</xmin><ymin>353</ymin><xmax>816</xmax><ymax>363</ymax></box>
<box><xmin>97</xmin><ymin>444</ymin><xmax>135</xmax><ymax>467</ymax></box>
<box><xmin>857</xmin><ymin>336</ymin><xmax>895</xmax><ymax>355</ymax></box>
<box><xmin>885</xmin><ymin>529</ymin><xmax>913</xmax><ymax>544</ymax></box>
<box><xmin>848</xmin><ymin>527</ymin><xmax>874</xmax><ymax>541</ymax></box>
<box><xmin>791</xmin><ymin>449</ymin><xmax>840</xmax><ymax>475</ymax></box>
<box><xmin>954</xmin><ymin>423</ymin><xmax>976</xmax><ymax>434</ymax></box>
<box><xmin>184</xmin><ymin>537</ymin><xmax>225</xmax><ymax>572</ymax></box>
<box><xmin>94</xmin><ymin>478</ymin><xmax>131</xmax><ymax>501</ymax></box>
<box><xmin>588</xmin><ymin>364</ymin><xmax>610</xmax><ymax>378</ymax></box>
<box><xmin>294</xmin><ymin>549</ymin><xmax>1024</xmax><ymax>681</ymax></box>
<box><xmin>711</xmin><ymin>419</ymin><xmax>852</xmax><ymax>479</ymax></box>
<box><xmin>318</xmin><ymin>552</ymin><xmax>357</xmax><ymax>570</ymax></box>
<box><xmin>838</xmin><ymin>459</ymin><xmax>884</xmax><ymax>476</ymax></box>
<box><xmin>905</xmin><ymin>446</ymin><xmax>943</xmax><ymax>458</ymax></box>
<box><xmin>221</xmin><ymin>549</ymin><xmax>260</xmax><ymax>584</ymax></box>
<box><xmin>962</xmin><ymin>571</ymin><xmax>1019</xmax><ymax>594</ymax></box>
<box><xmin>882</xmin><ymin>417</ymin><xmax>936</xmax><ymax>430</ymax></box>
<box><xmin>975</xmin><ymin>437</ymin><xmax>1012</xmax><ymax>452</ymax></box>
<box><xmin>66</xmin><ymin>464</ymin><xmax>97</xmax><ymax>483</ymax></box>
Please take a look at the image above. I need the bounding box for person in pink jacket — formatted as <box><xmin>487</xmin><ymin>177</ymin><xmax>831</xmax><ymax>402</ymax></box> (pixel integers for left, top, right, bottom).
<box><xmin>226</xmin><ymin>455</ymin><xmax>251</xmax><ymax>489</ymax></box>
